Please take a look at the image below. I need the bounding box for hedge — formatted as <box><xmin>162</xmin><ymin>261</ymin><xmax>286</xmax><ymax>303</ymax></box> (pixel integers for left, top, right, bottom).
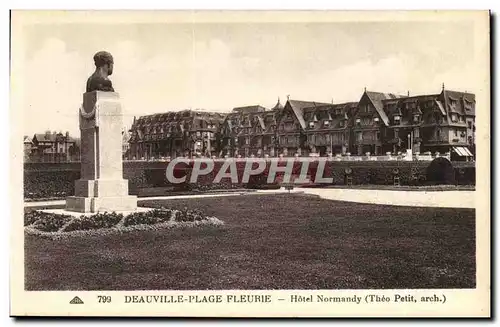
<box><xmin>24</xmin><ymin>159</ymin><xmax>475</xmax><ymax>199</ymax></box>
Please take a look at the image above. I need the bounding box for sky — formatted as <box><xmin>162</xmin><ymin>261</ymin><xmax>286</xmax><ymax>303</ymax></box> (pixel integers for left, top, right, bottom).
<box><xmin>19</xmin><ymin>17</ymin><xmax>478</xmax><ymax>137</ymax></box>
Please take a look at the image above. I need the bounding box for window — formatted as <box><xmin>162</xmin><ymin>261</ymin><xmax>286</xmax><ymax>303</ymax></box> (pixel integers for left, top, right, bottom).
<box><xmin>324</xmin><ymin>121</ymin><xmax>330</xmax><ymax>126</ymax></box>
<box><xmin>394</xmin><ymin>129</ymin><xmax>399</xmax><ymax>138</ymax></box>
<box><xmin>468</xmin><ymin>121</ymin><xmax>472</xmax><ymax>129</ymax></box>
<box><xmin>339</xmin><ymin>120</ymin><xmax>345</xmax><ymax>127</ymax></box>
<box><xmin>356</xmin><ymin>131</ymin><xmax>363</xmax><ymax>141</ymax></box>
<box><xmin>355</xmin><ymin>118</ymin><xmax>361</xmax><ymax>126</ymax></box>
<box><xmin>335</xmin><ymin>109</ymin><xmax>341</xmax><ymax>115</ymax></box>
<box><xmin>437</xmin><ymin>128</ymin><xmax>441</xmax><ymax>138</ymax></box>
<box><xmin>375</xmin><ymin>131</ymin><xmax>380</xmax><ymax>141</ymax></box>
<box><xmin>459</xmin><ymin>115</ymin><xmax>464</xmax><ymax>122</ymax></box>
<box><xmin>451</xmin><ymin>114</ymin><xmax>458</xmax><ymax>122</ymax></box>
<box><xmin>374</xmin><ymin>117</ymin><xmax>380</xmax><ymax>122</ymax></box>
<box><xmin>454</xmin><ymin>129</ymin><xmax>458</xmax><ymax>137</ymax></box>
<box><xmin>309</xmin><ymin>122</ymin><xmax>315</xmax><ymax>128</ymax></box>
<box><xmin>413</xmin><ymin>114</ymin><xmax>420</xmax><ymax>123</ymax></box>
<box><xmin>394</xmin><ymin>115</ymin><xmax>401</xmax><ymax>124</ymax></box>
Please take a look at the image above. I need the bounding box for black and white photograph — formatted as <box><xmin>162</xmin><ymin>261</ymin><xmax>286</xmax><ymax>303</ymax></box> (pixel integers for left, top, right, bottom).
<box><xmin>9</xmin><ymin>10</ymin><xmax>490</xmax><ymax>317</ymax></box>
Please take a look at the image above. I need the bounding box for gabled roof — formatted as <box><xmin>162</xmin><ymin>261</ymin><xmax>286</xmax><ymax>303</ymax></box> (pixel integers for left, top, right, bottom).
<box><xmin>34</xmin><ymin>133</ymin><xmax>57</xmax><ymax>142</ymax></box>
<box><xmin>364</xmin><ymin>91</ymin><xmax>407</xmax><ymax>126</ymax></box>
<box><xmin>286</xmin><ymin>99</ymin><xmax>331</xmax><ymax>129</ymax></box>
<box><xmin>23</xmin><ymin>136</ymin><xmax>32</xmax><ymax>144</ymax></box>
<box><xmin>122</xmin><ymin>131</ymin><xmax>131</xmax><ymax>143</ymax></box>
<box><xmin>435</xmin><ymin>100</ymin><xmax>446</xmax><ymax>115</ymax></box>
<box><xmin>256</xmin><ymin>115</ymin><xmax>266</xmax><ymax>130</ymax></box>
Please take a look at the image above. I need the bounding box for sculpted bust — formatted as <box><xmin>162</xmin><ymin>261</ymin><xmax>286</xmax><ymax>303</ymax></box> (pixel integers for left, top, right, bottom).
<box><xmin>86</xmin><ymin>51</ymin><xmax>115</xmax><ymax>92</ymax></box>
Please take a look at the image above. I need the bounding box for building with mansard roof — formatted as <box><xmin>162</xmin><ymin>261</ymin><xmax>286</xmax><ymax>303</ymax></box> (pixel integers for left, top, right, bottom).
<box><xmin>275</xmin><ymin>99</ymin><xmax>358</xmax><ymax>156</ymax></box>
<box><xmin>128</xmin><ymin>110</ymin><xmax>227</xmax><ymax>159</ymax></box>
<box><xmin>379</xmin><ymin>86</ymin><xmax>475</xmax><ymax>158</ymax></box>
<box><xmin>125</xmin><ymin>87</ymin><xmax>475</xmax><ymax>160</ymax></box>
<box><xmin>219</xmin><ymin>101</ymin><xmax>279</xmax><ymax>157</ymax></box>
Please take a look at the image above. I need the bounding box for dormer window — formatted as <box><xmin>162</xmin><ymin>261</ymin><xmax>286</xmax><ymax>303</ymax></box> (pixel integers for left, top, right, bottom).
<box><xmin>335</xmin><ymin>109</ymin><xmax>341</xmax><ymax>115</ymax></box>
<box><xmin>339</xmin><ymin>121</ymin><xmax>345</xmax><ymax>127</ymax></box>
<box><xmin>394</xmin><ymin>115</ymin><xmax>401</xmax><ymax>124</ymax></box>
<box><xmin>309</xmin><ymin>122</ymin><xmax>315</xmax><ymax>128</ymax></box>
<box><xmin>324</xmin><ymin>121</ymin><xmax>330</xmax><ymax>126</ymax></box>
<box><xmin>413</xmin><ymin>114</ymin><xmax>420</xmax><ymax>123</ymax></box>
<box><xmin>451</xmin><ymin>113</ymin><xmax>458</xmax><ymax>122</ymax></box>
<box><xmin>374</xmin><ymin>117</ymin><xmax>380</xmax><ymax>123</ymax></box>
<box><xmin>355</xmin><ymin>118</ymin><xmax>361</xmax><ymax>126</ymax></box>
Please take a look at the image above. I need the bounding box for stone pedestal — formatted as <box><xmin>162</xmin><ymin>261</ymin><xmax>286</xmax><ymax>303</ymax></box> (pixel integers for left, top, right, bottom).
<box><xmin>66</xmin><ymin>91</ymin><xmax>137</xmax><ymax>213</ymax></box>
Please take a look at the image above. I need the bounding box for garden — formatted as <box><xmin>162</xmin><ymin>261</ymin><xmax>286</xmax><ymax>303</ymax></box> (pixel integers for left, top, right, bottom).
<box><xmin>25</xmin><ymin>193</ymin><xmax>476</xmax><ymax>290</ymax></box>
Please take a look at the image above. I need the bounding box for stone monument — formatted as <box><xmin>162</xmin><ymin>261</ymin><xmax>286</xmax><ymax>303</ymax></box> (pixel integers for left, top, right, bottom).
<box><xmin>66</xmin><ymin>51</ymin><xmax>137</xmax><ymax>213</ymax></box>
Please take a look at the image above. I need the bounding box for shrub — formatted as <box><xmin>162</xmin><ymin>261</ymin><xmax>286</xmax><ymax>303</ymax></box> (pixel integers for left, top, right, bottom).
<box><xmin>123</xmin><ymin>209</ymin><xmax>173</xmax><ymax>226</ymax></box>
<box><xmin>24</xmin><ymin>210</ymin><xmax>43</xmax><ymax>226</ymax></box>
<box><xmin>28</xmin><ymin>212</ymin><xmax>73</xmax><ymax>232</ymax></box>
<box><xmin>62</xmin><ymin>212</ymin><xmax>123</xmax><ymax>232</ymax></box>
<box><xmin>175</xmin><ymin>207</ymin><xmax>206</xmax><ymax>222</ymax></box>
<box><xmin>426</xmin><ymin>158</ymin><xmax>455</xmax><ymax>185</ymax></box>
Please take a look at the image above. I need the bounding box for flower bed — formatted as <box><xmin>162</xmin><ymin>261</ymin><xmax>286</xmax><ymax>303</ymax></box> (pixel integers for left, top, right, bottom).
<box><xmin>62</xmin><ymin>212</ymin><xmax>124</xmax><ymax>232</ymax></box>
<box><xmin>24</xmin><ymin>207</ymin><xmax>224</xmax><ymax>239</ymax></box>
<box><xmin>24</xmin><ymin>211</ymin><xmax>73</xmax><ymax>232</ymax></box>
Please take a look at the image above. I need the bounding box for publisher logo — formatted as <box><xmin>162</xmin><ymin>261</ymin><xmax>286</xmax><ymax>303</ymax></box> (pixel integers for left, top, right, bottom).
<box><xmin>69</xmin><ymin>296</ymin><xmax>84</xmax><ymax>304</ymax></box>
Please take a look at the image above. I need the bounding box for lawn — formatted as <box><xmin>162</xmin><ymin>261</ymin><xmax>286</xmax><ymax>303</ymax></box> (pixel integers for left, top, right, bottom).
<box><xmin>25</xmin><ymin>193</ymin><xmax>475</xmax><ymax>290</ymax></box>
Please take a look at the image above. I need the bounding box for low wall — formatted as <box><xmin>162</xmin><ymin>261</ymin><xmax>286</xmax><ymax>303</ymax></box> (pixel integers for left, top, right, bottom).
<box><xmin>23</xmin><ymin>160</ymin><xmax>475</xmax><ymax>199</ymax></box>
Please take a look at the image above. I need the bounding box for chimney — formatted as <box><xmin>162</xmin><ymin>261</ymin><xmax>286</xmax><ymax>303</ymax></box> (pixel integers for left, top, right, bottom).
<box><xmin>442</xmin><ymin>83</ymin><xmax>445</xmax><ymax>91</ymax></box>
<box><xmin>407</xmin><ymin>90</ymin><xmax>410</xmax><ymax>96</ymax></box>
<box><xmin>65</xmin><ymin>131</ymin><xmax>69</xmax><ymax>138</ymax></box>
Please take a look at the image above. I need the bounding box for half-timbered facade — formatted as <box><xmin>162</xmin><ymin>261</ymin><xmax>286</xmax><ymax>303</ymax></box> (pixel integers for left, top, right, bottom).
<box><xmin>125</xmin><ymin>87</ymin><xmax>475</xmax><ymax>160</ymax></box>
<box><xmin>382</xmin><ymin>86</ymin><xmax>475</xmax><ymax>158</ymax></box>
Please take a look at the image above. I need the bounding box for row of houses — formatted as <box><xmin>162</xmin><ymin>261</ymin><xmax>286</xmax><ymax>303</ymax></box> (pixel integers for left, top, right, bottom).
<box><xmin>24</xmin><ymin>131</ymin><xmax>81</xmax><ymax>162</ymax></box>
<box><xmin>25</xmin><ymin>129</ymin><xmax>135</xmax><ymax>163</ymax></box>
<box><xmin>127</xmin><ymin>86</ymin><xmax>476</xmax><ymax>161</ymax></box>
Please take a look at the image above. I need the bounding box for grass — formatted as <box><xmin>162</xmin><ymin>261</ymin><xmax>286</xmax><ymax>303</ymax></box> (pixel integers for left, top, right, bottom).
<box><xmin>25</xmin><ymin>193</ymin><xmax>475</xmax><ymax>290</ymax></box>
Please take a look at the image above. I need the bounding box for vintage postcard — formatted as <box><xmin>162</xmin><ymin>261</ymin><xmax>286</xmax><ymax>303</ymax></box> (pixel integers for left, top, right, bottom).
<box><xmin>10</xmin><ymin>10</ymin><xmax>490</xmax><ymax>317</ymax></box>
